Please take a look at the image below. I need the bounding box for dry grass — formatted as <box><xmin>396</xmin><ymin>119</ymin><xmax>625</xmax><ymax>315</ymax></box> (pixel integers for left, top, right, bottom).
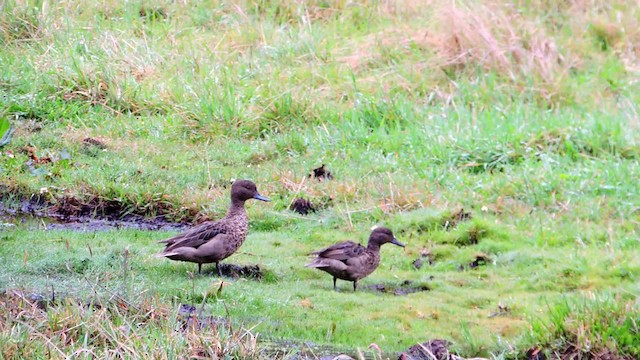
<box><xmin>335</xmin><ymin>0</ymin><xmax>640</xmax><ymax>106</ymax></box>
<box><xmin>429</xmin><ymin>3</ymin><xmax>565</xmax><ymax>81</ymax></box>
<box><xmin>0</xmin><ymin>289</ymin><xmax>260</xmax><ymax>359</ymax></box>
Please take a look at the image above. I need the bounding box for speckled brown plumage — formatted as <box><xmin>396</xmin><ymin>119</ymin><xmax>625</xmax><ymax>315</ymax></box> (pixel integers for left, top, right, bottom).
<box><xmin>305</xmin><ymin>227</ymin><xmax>405</xmax><ymax>291</ymax></box>
<box><xmin>157</xmin><ymin>180</ymin><xmax>269</xmax><ymax>275</ymax></box>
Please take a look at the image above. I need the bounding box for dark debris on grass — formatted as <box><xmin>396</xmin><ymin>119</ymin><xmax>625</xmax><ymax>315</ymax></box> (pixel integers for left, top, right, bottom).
<box><xmin>290</xmin><ymin>198</ymin><xmax>316</xmax><ymax>215</ymax></box>
<box><xmin>365</xmin><ymin>280</ymin><xmax>431</xmax><ymax>296</ymax></box>
<box><xmin>309</xmin><ymin>164</ymin><xmax>333</xmax><ymax>180</ymax></box>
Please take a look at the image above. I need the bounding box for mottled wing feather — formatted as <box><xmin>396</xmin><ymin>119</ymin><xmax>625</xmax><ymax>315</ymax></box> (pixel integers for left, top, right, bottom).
<box><xmin>163</xmin><ymin>221</ymin><xmax>227</xmax><ymax>252</ymax></box>
<box><xmin>312</xmin><ymin>241</ymin><xmax>365</xmax><ymax>262</ymax></box>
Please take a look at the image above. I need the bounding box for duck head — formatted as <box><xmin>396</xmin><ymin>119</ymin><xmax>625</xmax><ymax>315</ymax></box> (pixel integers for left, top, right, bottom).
<box><xmin>369</xmin><ymin>226</ymin><xmax>405</xmax><ymax>248</ymax></box>
<box><xmin>231</xmin><ymin>180</ymin><xmax>270</xmax><ymax>203</ymax></box>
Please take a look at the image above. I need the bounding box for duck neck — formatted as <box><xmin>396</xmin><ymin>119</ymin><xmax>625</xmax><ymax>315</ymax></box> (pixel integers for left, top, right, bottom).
<box><xmin>367</xmin><ymin>241</ymin><xmax>381</xmax><ymax>252</ymax></box>
<box><xmin>226</xmin><ymin>199</ymin><xmax>247</xmax><ymax>217</ymax></box>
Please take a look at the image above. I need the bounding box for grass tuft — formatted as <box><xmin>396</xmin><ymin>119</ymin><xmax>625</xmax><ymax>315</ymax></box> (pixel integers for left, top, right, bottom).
<box><xmin>528</xmin><ymin>294</ymin><xmax>640</xmax><ymax>359</ymax></box>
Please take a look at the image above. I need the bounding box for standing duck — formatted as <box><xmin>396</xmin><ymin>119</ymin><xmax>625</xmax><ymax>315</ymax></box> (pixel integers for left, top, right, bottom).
<box><xmin>158</xmin><ymin>179</ymin><xmax>270</xmax><ymax>275</ymax></box>
<box><xmin>305</xmin><ymin>227</ymin><xmax>405</xmax><ymax>291</ymax></box>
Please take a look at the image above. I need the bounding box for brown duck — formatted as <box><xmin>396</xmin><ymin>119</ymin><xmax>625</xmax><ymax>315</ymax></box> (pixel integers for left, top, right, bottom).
<box><xmin>157</xmin><ymin>180</ymin><xmax>269</xmax><ymax>275</ymax></box>
<box><xmin>306</xmin><ymin>227</ymin><xmax>405</xmax><ymax>291</ymax></box>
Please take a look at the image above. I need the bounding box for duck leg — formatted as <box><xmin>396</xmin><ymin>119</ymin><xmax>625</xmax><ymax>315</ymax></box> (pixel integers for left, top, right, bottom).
<box><xmin>333</xmin><ymin>277</ymin><xmax>337</xmax><ymax>291</ymax></box>
<box><xmin>198</xmin><ymin>263</ymin><xmax>202</xmax><ymax>274</ymax></box>
<box><xmin>216</xmin><ymin>262</ymin><xmax>222</xmax><ymax>277</ymax></box>
<box><xmin>353</xmin><ymin>281</ymin><xmax>358</xmax><ymax>292</ymax></box>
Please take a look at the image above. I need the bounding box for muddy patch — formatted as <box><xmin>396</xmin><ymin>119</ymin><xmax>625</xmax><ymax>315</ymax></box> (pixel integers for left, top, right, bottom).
<box><xmin>366</xmin><ymin>280</ymin><xmax>431</xmax><ymax>296</ymax></box>
<box><xmin>0</xmin><ymin>200</ymin><xmax>188</xmax><ymax>231</ymax></box>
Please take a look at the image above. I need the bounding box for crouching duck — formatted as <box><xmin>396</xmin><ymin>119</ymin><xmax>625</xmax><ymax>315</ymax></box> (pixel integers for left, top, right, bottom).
<box><xmin>157</xmin><ymin>180</ymin><xmax>270</xmax><ymax>275</ymax></box>
<box><xmin>306</xmin><ymin>226</ymin><xmax>405</xmax><ymax>291</ymax></box>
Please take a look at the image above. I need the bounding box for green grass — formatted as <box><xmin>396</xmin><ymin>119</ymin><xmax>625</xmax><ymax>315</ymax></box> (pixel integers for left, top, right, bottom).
<box><xmin>1</xmin><ymin>0</ymin><xmax>640</xmax><ymax>358</ymax></box>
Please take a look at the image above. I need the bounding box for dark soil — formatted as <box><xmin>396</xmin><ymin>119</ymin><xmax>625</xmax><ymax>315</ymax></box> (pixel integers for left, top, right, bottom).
<box><xmin>366</xmin><ymin>280</ymin><xmax>431</xmax><ymax>296</ymax></box>
<box><xmin>309</xmin><ymin>164</ymin><xmax>333</xmax><ymax>180</ymax></box>
<box><xmin>290</xmin><ymin>198</ymin><xmax>316</xmax><ymax>215</ymax></box>
<box><xmin>398</xmin><ymin>339</ymin><xmax>453</xmax><ymax>360</ymax></box>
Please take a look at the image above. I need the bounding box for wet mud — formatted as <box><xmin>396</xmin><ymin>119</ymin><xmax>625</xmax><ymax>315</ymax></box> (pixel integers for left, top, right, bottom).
<box><xmin>0</xmin><ymin>200</ymin><xmax>188</xmax><ymax>231</ymax></box>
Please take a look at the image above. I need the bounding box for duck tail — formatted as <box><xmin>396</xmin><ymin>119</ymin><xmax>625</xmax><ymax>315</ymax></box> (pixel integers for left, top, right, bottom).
<box><xmin>304</xmin><ymin>258</ymin><xmax>324</xmax><ymax>268</ymax></box>
<box><xmin>155</xmin><ymin>251</ymin><xmax>178</xmax><ymax>258</ymax></box>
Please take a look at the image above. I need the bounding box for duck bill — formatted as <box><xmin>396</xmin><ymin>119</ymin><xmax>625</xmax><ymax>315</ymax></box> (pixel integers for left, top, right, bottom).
<box><xmin>390</xmin><ymin>237</ymin><xmax>405</xmax><ymax>247</ymax></box>
<box><xmin>253</xmin><ymin>193</ymin><xmax>271</xmax><ymax>202</ymax></box>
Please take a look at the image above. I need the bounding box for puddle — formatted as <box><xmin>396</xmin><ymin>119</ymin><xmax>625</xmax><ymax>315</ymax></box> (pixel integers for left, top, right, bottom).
<box><xmin>365</xmin><ymin>280</ymin><xmax>431</xmax><ymax>296</ymax></box>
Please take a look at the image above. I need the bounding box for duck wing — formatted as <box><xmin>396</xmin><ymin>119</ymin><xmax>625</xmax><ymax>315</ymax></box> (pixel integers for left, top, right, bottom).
<box><xmin>161</xmin><ymin>221</ymin><xmax>227</xmax><ymax>252</ymax></box>
<box><xmin>311</xmin><ymin>241</ymin><xmax>366</xmax><ymax>261</ymax></box>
